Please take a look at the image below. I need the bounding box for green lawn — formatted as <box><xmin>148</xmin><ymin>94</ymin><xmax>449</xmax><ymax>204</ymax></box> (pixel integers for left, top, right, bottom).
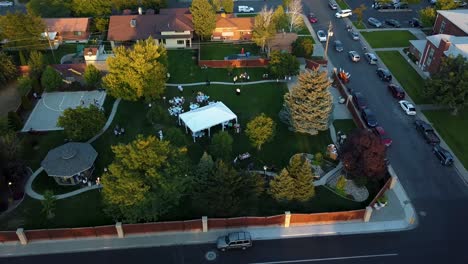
<box><xmin>336</xmin><ymin>0</ymin><xmax>350</xmax><ymax>10</ymax></box>
<box><xmin>353</xmin><ymin>21</ymin><xmax>366</xmax><ymax>29</ymax></box>
<box><xmin>376</xmin><ymin>51</ymin><xmax>428</xmax><ymax>104</ymax></box>
<box><xmin>43</xmin><ymin>44</ymin><xmax>82</xmax><ymax>64</ymax></box>
<box><xmin>361</xmin><ymin>30</ymin><xmax>417</xmax><ymax>48</ymax></box>
<box><xmin>423</xmin><ymin>109</ymin><xmax>468</xmax><ymax>169</ymax></box>
<box><xmin>333</xmin><ymin>119</ymin><xmax>357</xmax><ymax>135</ymax></box>
<box><xmin>0</xmin><ymin>191</ymin><xmax>111</xmax><ymax>231</ymax></box>
<box><xmin>31</xmin><ymin>171</ymin><xmax>81</xmax><ymax>195</ymax></box>
<box><xmin>20</xmin><ymin>131</ymin><xmax>67</xmax><ymax>170</ymax></box>
<box><xmin>199</xmin><ymin>42</ymin><xmax>260</xmax><ymax>60</ymax></box>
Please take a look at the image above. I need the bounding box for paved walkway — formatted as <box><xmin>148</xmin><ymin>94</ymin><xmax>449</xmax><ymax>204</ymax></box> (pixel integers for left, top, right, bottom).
<box><xmin>166</xmin><ymin>80</ymin><xmax>287</xmax><ymax>87</ymax></box>
<box><xmin>87</xmin><ymin>98</ymin><xmax>121</xmax><ymax>143</ymax></box>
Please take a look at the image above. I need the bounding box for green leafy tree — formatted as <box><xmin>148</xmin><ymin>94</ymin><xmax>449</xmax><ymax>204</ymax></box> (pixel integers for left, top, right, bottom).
<box><xmin>27</xmin><ymin>0</ymin><xmax>72</xmax><ymax>17</ymax></box>
<box><xmin>436</xmin><ymin>0</ymin><xmax>458</xmax><ymax>10</ymax></box>
<box><xmin>19</xmin><ymin>51</ymin><xmax>27</xmax><ymax>66</ymax></box>
<box><xmin>269</xmin><ymin>155</ymin><xmax>315</xmax><ymax>202</ymax></box>
<box><xmin>0</xmin><ymin>12</ymin><xmax>46</xmax><ymax>51</ymax></box>
<box><xmin>190</xmin><ymin>0</ymin><xmax>217</xmax><ymax>40</ymax></box>
<box><xmin>252</xmin><ymin>7</ymin><xmax>276</xmax><ymax>53</ymax></box>
<box><xmin>103</xmin><ymin>37</ymin><xmax>168</xmax><ymax>101</ymax></box>
<box><xmin>102</xmin><ymin>135</ymin><xmax>191</xmax><ymax>222</ymax></box>
<box><xmin>146</xmin><ymin>104</ymin><xmax>171</xmax><ymax>125</ymax></box>
<box><xmin>17</xmin><ymin>76</ymin><xmax>33</xmax><ymax>97</ymax></box>
<box><xmin>41</xmin><ymin>66</ymin><xmax>62</xmax><ymax>92</ymax></box>
<box><xmin>0</xmin><ymin>52</ymin><xmax>17</xmax><ymax>86</ymax></box>
<box><xmin>221</xmin><ymin>0</ymin><xmax>234</xmax><ymax>13</ymax></box>
<box><xmin>83</xmin><ymin>64</ymin><xmax>102</xmax><ymax>88</ymax></box>
<box><xmin>353</xmin><ymin>4</ymin><xmax>367</xmax><ymax>25</ymax></box>
<box><xmin>210</xmin><ymin>0</ymin><xmax>222</xmax><ymax>11</ymax></box>
<box><xmin>419</xmin><ymin>7</ymin><xmax>437</xmax><ymax>27</ymax></box>
<box><xmin>0</xmin><ymin>130</ymin><xmax>21</xmax><ymax>162</ymax></box>
<box><xmin>196</xmin><ymin>152</ymin><xmax>215</xmax><ymax>178</ymax></box>
<box><xmin>7</xmin><ymin>112</ymin><xmax>22</xmax><ymax>131</ymax></box>
<box><xmin>272</xmin><ymin>5</ymin><xmax>288</xmax><ymax>31</ymax></box>
<box><xmin>57</xmin><ymin>105</ymin><xmax>106</xmax><ymax>141</ymax></box>
<box><xmin>424</xmin><ymin>55</ymin><xmax>468</xmax><ymax>115</ymax></box>
<box><xmin>336</xmin><ymin>175</ymin><xmax>346</xmax><ymax>195</ymax></box>
<box><xmin>209</xmin><ymin>131</ymin><xmax>233</xmax><ymax>161</ymax></box>
<box><xmin>245</xmin><ymin>113</ymin><xmax>276</xmax><ymax>151</ymax></box>
<box><xmin>165</xmin><ymin>127</ymin><xmax>188</xmax><ymax>147</ymax></box>
<box><xmin>282</xmin><ymin>0</ymin><xmax>291</xmax><ymax>11</ymax></box>
<box><xmin>292</xmin><ymin>37</ymin><xmax>314</xmax><ymax>58</ymax></box>
<box><xmin>279</xmin><ymin>68</ymin><xmax>332</xmax><ymax>135</ymax></box>
<box><xmin>268</xmin><ymin>50</ymin><xmax>299</xmax><ymax>78</ymax></box>
<box><xmin>41</xmin><ymin>190</ymin><xmax>57</xmax><ymax>219</ymax></box>
<box><xmin>71</xmin><ymin>0</ymin><xmax>112</xmax><ymax>32</ymax></box>
<box><xmin>28</xmin><ymin>51</ymin><xmax>45</xmax><ymax>80</ymax></box>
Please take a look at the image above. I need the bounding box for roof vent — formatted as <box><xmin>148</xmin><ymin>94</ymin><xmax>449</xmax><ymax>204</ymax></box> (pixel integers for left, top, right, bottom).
<box><xmin>130</xmin><ymin>19</ymin><xmax>137</xmax><ymax>28</ymax></box>
<box><xmin>61</xmin><ymin>146</ymin><xmax>77</xmax><ymax>160</ymax></box>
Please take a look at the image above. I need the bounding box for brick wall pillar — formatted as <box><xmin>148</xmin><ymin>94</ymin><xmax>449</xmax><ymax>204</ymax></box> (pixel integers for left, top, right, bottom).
<box><xmin>364</xmin><ymin>206</ymin><xmax>373</xmax><ymax>222</ymax></box>
<box><xmin>115</xmin><ymin>222</ymin><xmax>124</xmax><ymax>238</ymax></box>
<box><xmin>284</xmin><ymin>211</ymin><xmax>291</xmax><ymax>227</ymax></box>
<box><xmin>202</xmin><ymin>216</ymin><xmax>208</xmax><ymax>232</ymax></box>
<box><xmin>16</xmin><ymin>228</ymin><xmax>28</xmax><ymax>245</ymax></box>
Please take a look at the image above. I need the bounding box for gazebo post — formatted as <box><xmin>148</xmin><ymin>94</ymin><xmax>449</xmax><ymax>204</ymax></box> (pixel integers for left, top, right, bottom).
<box><xmin>208</xmin><ymin>127</ymin><xmax>211</xmax><ymax>137</ymax></box>
<box><xmin>193</xmin><ymin>135</ymin><xmax>196</xmax><ymax>142</ymax></box>
<box><xmin>222</xmin><ymin>124</ymin><xmax>225</xmax><ymax>131</ymax></box>
<box><xmin>235</xmin><ymin>117</ymin><xmax>238</xmax><ymax>124</ymax></box>
<box><xmin>185</xmin><ymin>125</ymin><xmax>188</xmax><ymax>133</ymax></box>
<box><xmin>178</xmin><ymin>116</ymin><xmax>181</xmax><ymax>126</ymax></box>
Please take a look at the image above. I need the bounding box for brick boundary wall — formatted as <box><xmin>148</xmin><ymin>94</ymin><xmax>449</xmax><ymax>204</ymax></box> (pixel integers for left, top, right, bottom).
<box><xmin>332</xmin><ymin>70</ymin><xmax>366</xmax><ymax>129</ymax></box>
<box><xmin>290</xmin><ymin>209</ymin><xmax>366</xmax><ymax>226</ymax></box>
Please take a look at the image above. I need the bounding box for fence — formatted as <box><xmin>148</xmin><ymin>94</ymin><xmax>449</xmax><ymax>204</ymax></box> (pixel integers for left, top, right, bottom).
<box><xmin>290</xmin><ymin>210</ymin><xmax>366</xmax><ymax>226</ymax></box>
<box><xmin>208</xmin><ymin>215</ymin><xmax>285</xmax><ymax>229</ymax></box>
<box><xmin>198</xmin><ymin>58</ymin><xmax>269</xmax><ymax>68</ymax></box>
<box><xmin>123</xmin><ymin>219</ymin><xmax>202</xmax><ymax>235</ymax></box>
<box><xmin>332</xmin><ymin>70</ymin><xmax>366</xmax><ymax>129</ymax></box>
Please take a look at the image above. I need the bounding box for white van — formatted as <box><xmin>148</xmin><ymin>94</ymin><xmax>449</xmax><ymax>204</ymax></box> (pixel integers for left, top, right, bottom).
<box><xmin>238</xmin><ymin>6</ymin><xmax>254</xmax><ymax>13</ymax></box>
<box><xmin>335</xmin><ymin>9</ymin><xmax>352</xmax><ymax>18</ymax></box>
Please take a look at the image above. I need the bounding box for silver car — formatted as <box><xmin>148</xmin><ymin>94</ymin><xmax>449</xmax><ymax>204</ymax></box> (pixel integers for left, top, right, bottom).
<box><xmin>334</xmin><ymin>40</ymin><xmax>344</xmax><ymax>52</ymax></box>
<box><xmin>217</xmin><ymin>232</ymin><xmax>252</xmax><ymax>251</ymax></box>
<box><xmin>349</xmin><ymin>30</ymin><xmax>360</xmax><ymax>40</ymax></box>
<box><xmin>368</xmin><ymin>17</ymin><xmax>382</xmax><ymax>28</ymax></box>
<box><xmin>364</xmin><ymin>52</ymin><xmax>378</xmax><ymax>64</ymax></box>
<box><xmin>348</xmin><ymin>51</ymin><xmax>360</xmax><ymax>62</ymax></box>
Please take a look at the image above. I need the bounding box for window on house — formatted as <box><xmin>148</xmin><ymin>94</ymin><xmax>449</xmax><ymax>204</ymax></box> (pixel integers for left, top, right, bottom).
<box><xmin>426</xmin><ymin>47</ymin><xmax>435</xmax><ymax>67</ymax></box>
<box><xmin>177</xmin><ymin>40</ymin><xmax>184</xmax><ymax>45</ymax></box>
<box><xmin>74</xmin><ymin>31</ymin><xmax>82</xmax><ymax>36</ymax></box>
<box><xmin>439</xmin><ymin>21</ymin><xmax>446</xmax><ymax>34</ymax></box>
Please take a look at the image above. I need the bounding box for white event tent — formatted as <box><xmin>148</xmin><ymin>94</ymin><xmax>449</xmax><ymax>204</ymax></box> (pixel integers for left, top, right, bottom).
<box><xmin>178</xmin><ymin>102</ymin><xmax>238</xmax><ymax>142</ymax></box>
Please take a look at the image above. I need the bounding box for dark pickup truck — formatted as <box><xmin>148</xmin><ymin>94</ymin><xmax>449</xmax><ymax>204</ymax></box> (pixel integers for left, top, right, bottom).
<box><xmin>415</xmin><ymin>120</ymin><xmax>440</xmax><ymax>145</ymax></box>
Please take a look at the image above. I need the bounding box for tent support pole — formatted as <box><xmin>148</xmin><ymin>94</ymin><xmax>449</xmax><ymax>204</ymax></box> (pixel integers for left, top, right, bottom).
<box><xmin>208</xmin><ymin>128</ymin><xmax>210</xmax><ymax>137</ymax></box>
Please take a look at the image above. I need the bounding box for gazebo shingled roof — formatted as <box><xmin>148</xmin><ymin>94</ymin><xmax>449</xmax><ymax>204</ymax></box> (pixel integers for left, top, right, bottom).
<box><xmin>41</xmin><ymin>142</ymin><xmax>98</xmax><ymax>177</ymax></box>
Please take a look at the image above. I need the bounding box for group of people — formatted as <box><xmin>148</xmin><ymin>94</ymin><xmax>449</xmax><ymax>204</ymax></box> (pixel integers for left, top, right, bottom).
<box><xmin>113</xmin><ymin>125</ymin><xmax>125</xmax><ymax>136</ymax></box>
<box><xmin>233</xmin><ymin>72</ymin><xmax>250</xmax><ymax>83</ymax></box>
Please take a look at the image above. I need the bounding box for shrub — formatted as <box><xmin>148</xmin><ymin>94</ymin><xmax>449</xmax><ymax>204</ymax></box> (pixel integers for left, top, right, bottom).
<box><xmin>7</xmin><ymin>111</ymin><xmax>22</xmax><ymax>131</ymax></box>
<box><xmin>336</xmin><ymin>175</ymin><xmax>346</xmax><ymax>195</ymax></box>
<box><xmin>292</xmin><ymin>37</ymin><xmax>314</xmax><ymax>58</ymax></box>
<box><xmin>165</xmin><ymin>127</ymin><xmax>187</xmax><ymax>147</ymax></box>
<box><xmin>313</xmin><ymin>152</ymin><xmax>323</xmax><ymax>166</ymax></box>
<box><xmin>354</xmin><ymin>176</ymin><xmax>368</xmax><ymax>187</ymax></box>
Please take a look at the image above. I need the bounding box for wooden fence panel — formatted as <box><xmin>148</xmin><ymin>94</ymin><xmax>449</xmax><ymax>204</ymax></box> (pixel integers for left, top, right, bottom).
<box><xmin>265</xmin><ymin>215</ymin><xmax>285</xmax><ymax>226</ymax></box>
<box><xmin>244</xmin><ymin>217</ymin><xmax>267</xmax><ymax>226</ymax></box>
<box><xmin>225</xmin><ymin>217</ymin><xmax>247</xmax><ymax>228</ymax></box>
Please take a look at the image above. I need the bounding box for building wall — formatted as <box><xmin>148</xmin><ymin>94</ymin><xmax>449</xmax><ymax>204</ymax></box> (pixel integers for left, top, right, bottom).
<box><xmin>433</xmin><ymin>14</ymin><xmax>467</xmax><ymax>36</ymax></box>
<box><xmin>213</xmin><ymin>27</ymin><xmax>252</xmax><ymax>41</ymax></box>
<box><xmin>163</xmin><ymin>38</ymin><xmax>190</xmax><ymax>48</ymax></box>
<box><xmin>419</xmin><ymin>39</ymin><xmax>451</xmax><ymax>74</ymax></box>
<box><xmin>409</xmin><ymin>43</ymin><xmax>422</xmax><ymax>60</ymax></box>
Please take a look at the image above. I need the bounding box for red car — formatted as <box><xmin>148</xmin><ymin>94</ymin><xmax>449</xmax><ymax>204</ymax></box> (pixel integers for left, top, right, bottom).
<box><xmin>309</xmin><ymin>13</ymin><xmax>318</xmax><ymax>23</ymax></box>
<box><xmin>373</xmin><ymin>126</ymin><xmax>393</xmax><ymax>147</ymax></box>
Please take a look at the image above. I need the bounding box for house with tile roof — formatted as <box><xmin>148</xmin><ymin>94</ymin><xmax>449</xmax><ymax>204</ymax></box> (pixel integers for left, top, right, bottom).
<box><xmin>212</xmin><ymin>14</ymin><xmax>254</xmax><ymax>41</ymax></box>
<box><xmin>107</xmin><ymin>8</ymin><xmax>194</xmax><ymax>49</ymax></box>
<box><xmin>42</xmin><ymin>18</ymin><xmax>91</xmax><ymax>48</ymax></box>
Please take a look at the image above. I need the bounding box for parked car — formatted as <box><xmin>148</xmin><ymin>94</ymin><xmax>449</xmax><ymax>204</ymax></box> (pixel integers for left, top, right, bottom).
<box><xmin>376</xmin><ymin>68</ymin><xmax>392</xmax><ymax>82</ymax></box>
<box><xmin>348</xmin><ymin>51</ymin><xmax>360</xmax><ymax>62</ymax></box>
<box><xmin>352</xmin><ymin>91</ymin><xmax>367</xmax><ymax>110</ymax></box>
<box><xmin>317</xmin><ymin>30</ymin><xmax>327</xmax><ymax>42</ymax></box>
<box><xmin>387</xmin><ymin>84</ymin><xmax>405</xmax><ymax>99</ymax></box>
<box><xmin>385</xmin><ymin>19</ymin><xmax>401</xmax><ymax>28</ymax></box>
<box><xmin>349</xmin><ymin>30</ymin><xmax>360</xmax><ymax>40</ymax></box>
<box><xmin>368</xmin><ymin>17</ymin><xmax>382</xmax><ymax>28</ymax></box>
<box><xmin>309</xmin><ymin>13</ymin><xmax>318</xmax><ymax>23</ymax></box>
<box><xmin>0</xmin><ymin>1</ymin><xmax>13</xmax><ymax>6</ymax></box>
<box><xmin>364</xmin><ymin>52</ymin><xmax>378</xmax><ymax>64</ymax></box>
<box><xmin>334</xmin><ymin>40</ymin><xmax>344</xmax><ymax>52</ymax></box>
<box><xmin>409</xmin><ymin>18</ymin><xmax>422</xmax><ymax>28</ymax></box>
<box><xmin>415</xmin><ymin>119</ymin><xmax>441</xmax><ymax>145</ymax></box>
<box><xmin>394</xmin><ymin>2</ymin><xmax>409</xmax><ymax>9</ymax></box>
<box><xmin>335</xmin><ymin>9</ymin><xmax>352</xmax><ymax>18</ymax></box>
<box><xmin>399</xmin><ymin>100</ymin><xmax>417</xmax><ymax>115</ymax></box>
<box><xmin>372</xmin><ymin>126</ymin><xmax>393</xmax><ymax>147</ymax></box>
<box><xmin>374</xmin><ymin>1</ymin><xmax>394</xmax><ymax>9</ymax></box>
<box><xmin>432</xmin><ymin>145</ymin><xmax>454</xmax><ymax>166</ymax></box>
<box><xmin>329</xmin><ymin>0</ymin><xmax>338</xmax><ymax>9</ymax></box>
<box><xmin>217</xmin><ymin>232</ymin><xmax>252</xmax><ymax>251</ymax></box>
<box><xmin>361</xmin><ymin>108</ymin><xmax>378</xmax><ymax>128</ymax></box>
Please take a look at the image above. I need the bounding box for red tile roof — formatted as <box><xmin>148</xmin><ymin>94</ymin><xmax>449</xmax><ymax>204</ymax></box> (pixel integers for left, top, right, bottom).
<box><xmin>215</xmin><ymin>16</ymin><xmax>254</xmax><ymax>31</ymax></box>
<box><xmin>43</xmin><ymin>18</ymin><xmax>90</xmax><ymax>33</ymax></box>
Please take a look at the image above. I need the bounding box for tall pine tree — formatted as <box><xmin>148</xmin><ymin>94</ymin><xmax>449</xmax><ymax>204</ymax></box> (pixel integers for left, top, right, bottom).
<box><xmin>279</xmin><ymin>68</ymin><xmax>332</xmax><ymax>135</ymax></box>
<box><xmin>190</xmin><ymin>0</ymin><xmax>217</xmax><ymax>40</ymax></box>
<box><xmin>269</xmin><ymin>155</ymin><xmax>315</xmax><ymax>202</ymax></box>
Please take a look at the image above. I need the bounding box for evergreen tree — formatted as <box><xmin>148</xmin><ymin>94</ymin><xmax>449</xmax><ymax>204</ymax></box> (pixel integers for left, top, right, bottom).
<box><xmin>41</xmin><ymin>66</ymin><xmax>63</xmax><ymax>92</ymax></box>
<box><xmin>0</xmin><ymin>52</ymin><xmax>17</xmax><ymax>86</ymax></box>
<box><xmin>279</xmin><ymin>68</ymin><xmax>332</xmax><ymax>135</ymax></box>
<box><xmin>17</xmin><ymin>76</ymin><xmax>33</xmax><ymax>96</ymax></box>
<box><xmin>190</xmin><ymin>0</ymin><xmax>217</xmax><ymax>40</ymax></box>
<box><xmin>269</xmin><ymin>155</ymin><xmax>315</xmax><ymax>202</ymax></box>
<box><xmin>28</xmin><ymin>51</ymin><xmax>45</xmax><ymax>80</ymax></box>
<box><xmin>272</xmin><ymin>5</ymin><xmax>288</xmax><ymax>31</ymax></box>
<box><xmin>83</xmin><ymin>64</ymin><xmax>102</xmax><ymax>88</ymax></box>
<box><xmin>103</xmin><ymin>37</ymin><xmax>168</xmax><ymax>101</ymax></box>
<box><xmin>41</xmin><ymin>190</ymin><xmax>57</xmax><ymax>219</ymax></box>
<box><xmin>197</xmin><ymin>152</ymin><xmax>215</xmax><ymax>178</ymax></box>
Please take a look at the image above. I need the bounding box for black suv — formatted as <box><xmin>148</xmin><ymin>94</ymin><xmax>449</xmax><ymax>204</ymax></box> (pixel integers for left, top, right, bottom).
<box><xmin>409</xmin><ymin>18</ymin><xmax>422</xmax><ymax>28</ymax></box>
<box><xmin>388</xmin><ymin>84</ymin><xmax>405</xmax><ymax>99</ymax></box>
<box><xmin>385</xmin><ymin>19</ymin><xmax>401</xmax><ymax>28</ymax></box>
<box><xmin>433</xmin><ymin>145</ymin><xmax>454</xmax><ymax>166</ymax></box>
<box><xmin>377</xmin><ymin>68</ymin><xmax>392</xmax><ymax>82</ymax></box>
<box><xmin>361</xmin><ymin>108</ymin><xmax>378</xmax><ymax>128</ymax></box>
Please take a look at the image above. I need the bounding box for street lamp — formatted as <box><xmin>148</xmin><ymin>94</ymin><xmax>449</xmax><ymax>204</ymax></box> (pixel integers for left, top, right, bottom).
<box><xmin>263</xmin><ymin>165</ymin><xmax>268</xmax><ymax>177</ymax></box>
<box><xmin>7</xmin><ymin>181</ymin><xmax>13</xmax><ymax>197</ymax></box>
<box><xmin>324</xmin><ymin>21</ymin><xmax>334</xmax><ymax>61</ymax></box>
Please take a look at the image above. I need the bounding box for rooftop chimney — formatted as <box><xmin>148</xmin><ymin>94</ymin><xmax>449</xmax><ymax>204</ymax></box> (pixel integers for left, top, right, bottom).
<box><xmin>439</xmin><ymin>38</ymin><xmax>451</xmax><ymax>52</ymax></box>
<box><xmin>130</xmin><ymin>19</ymin><xmax>137</xmax><ymax>28</ymax></box>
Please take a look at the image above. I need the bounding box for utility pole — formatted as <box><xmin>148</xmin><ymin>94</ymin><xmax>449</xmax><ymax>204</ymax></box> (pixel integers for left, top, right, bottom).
<box><xmin>324</xmin><ymin>21</ymin><xmax>334</xmax><ymax>61</ymax></box>
<box><xmin>45</xmin><ymin>27</ymin><xmax>56</xmax><ymax>63</ymax></box>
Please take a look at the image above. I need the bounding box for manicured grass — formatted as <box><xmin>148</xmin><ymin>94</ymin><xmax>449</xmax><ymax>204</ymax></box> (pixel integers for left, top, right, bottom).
<box><xmin>361</xmin><ymin>30</ymin><xmax>417</xmax><ymax>48</ymax></box>
<box><xmin>336</xmin><ymin>0</ymin><xmax>350</xmax><ymax>10</ymax></box>
<box><xmin>199</xmin><ymin>42</ymin><xmax>260</xmax><ymax>60</ymax></box>
<box><xmin>423</xmin><ymin>109</ymin><xmax>468</xmax><ymax>169</ymax></box>
<box><xmin>376</xmin><ymin>51</ymin><xmax>428</xmax><ymax>104</ymax></box>
<box><xmin>236</xmin><ymin>13</ymin><xmax>257</xmax><ymax>17</ymax></box>
<box><xmin>20</xmin><ymin>131</ymin><xmax>67</xmax><ymax>170</ymax></box>
<box><xmin>43</xmin><ymin>44</ymin><xmax>81</xmax><ymax>64</ymax></box>
<box><xmin>333</xmin><ymin>119</ymin><xmax>357</xmax><ymax>135</ymax></box>
<box><xmin>31</xmin><ymin>171</ymin><xmax>81</xmax><ymax>195</ymax></box>
<box><xmin>167</xmin><ymin>49</ymin><xmax>268</xmax><ymax>83</ymax></box>
<box><xmin>353</xmin><ymin>21</ymin><xmax>366</xmax><ymax>29</ymax></box>
<box><xmin>0</xmin><ymin>191</ymin><xmax>111</xmax><ymax>230</ymax></box>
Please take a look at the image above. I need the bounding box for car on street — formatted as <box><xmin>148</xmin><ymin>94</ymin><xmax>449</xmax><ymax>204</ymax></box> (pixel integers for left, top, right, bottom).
<box><xmin>328</xmin><ymin>0</ymin><xmax>338</xmax><ymax>9</ymax></box>
<box><xmin>348</xmin><ymin>51</ymin><xmax>360</xmax><ymax>62</ymax></box>
<box><xmin>399</xmin><ymin>100</ymin><xmax>417</xmax><ymax>115</ymax></box>
<box><xmin>364</xmin><ymin>52</ymin><xmax>378</xmax><ymax>64</ymax></box>
<box><xmin>349</xmin><ymin>30</ymin><xmax>360</xmax><ymax>40</ymax></box>
<box><xmin>374</xmin><ymin>1</ymin><xmax>394</xmax><ymax>9</ymax></box>
<box><xmin>217</xmin><ymin>232</ymin><xmax>252</xmax><ymax>251</ymax></box>
<box><xmin>385</xmin><ymin>19</ymin><xmax>401</xmax><ymax>28</ymax></box>
<box><xmin>387</xmin><ymin>84</ymin><xmax>405</xmax><ymax>99</ymax></box>
<box><xmin>372</xmin><ymin>126</ymin><xmax>393</xmax><ymax>147</ymax></box>
<box><xmin>335</xmin><ymin>9</ymin><xmax>352</xmax><ymax>18</ymax></box>
<box><xmin>308</xmin><ymin>13</ymin><xmax>318</xmax><ymax>23</ymax></box>
<box><xmin>409</xmin><ymin>18</ymin><xmax>422</xmax><ymax>28</ymax></box>
<box><xmin>415</xmin><ymin>119</ymin><xmax>441</xmax><ymax>145</ymax></box>
<box><xmin>361</xmin><ymin>108</ymin><xmax>378</xmax><ymax>128</ymax></box>
<box><xmin>394</xmin><ymin>2</ymin><xmax>409</xmax><ymax>9</ymax></box>
<box><xmin>334</xmin><ymin>40</ymin><xmax>344</xmax><ymax>52</ymax></box>
<box><xmin>352</xmin><ymin>91</ymin><xmax>367</xmax><ymax>110</ymax></box>
<box><xmin>0</xmin><ymin>1</ymin><xmax>13</xmax><ymax>6</ymax></box>
<box><xmin>432</xmin><ymin>144</ymin><xmax>454</xmax><ymax>166</ymax></box>
<box><xmin>376</xmin><ymin>68</ymin><xmax>392</xmax><ymax>81</ymax></box>
<box><xmin>317</xmin><ymin>30</ymin><xmax>327</xmax><ymax>42</ymax></box>
<box><xmin>368</xmin><ymin>17</ymin><xmax>382</xmax><ymax>28</ymax></box>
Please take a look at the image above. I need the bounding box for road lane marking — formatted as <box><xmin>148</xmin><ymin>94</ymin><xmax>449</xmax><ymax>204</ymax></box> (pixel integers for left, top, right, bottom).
<box><xmin>248</xmin><ymin>253</ymin><xmax>398</xmax><ymax>264</ymax></box>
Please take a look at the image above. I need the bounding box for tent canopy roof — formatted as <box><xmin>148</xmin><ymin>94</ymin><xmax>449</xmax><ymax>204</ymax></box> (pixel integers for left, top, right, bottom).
<box><xmin>179</xmin><ymin>102</ymin><xmax>237</xmax><ymax>133</ymax></box>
